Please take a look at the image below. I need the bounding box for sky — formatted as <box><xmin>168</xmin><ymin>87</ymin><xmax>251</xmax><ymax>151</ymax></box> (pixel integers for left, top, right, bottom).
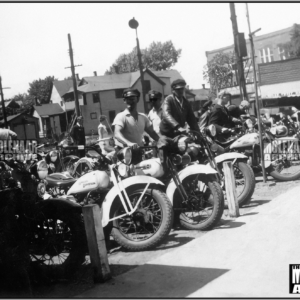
<box><xmin>0</xmin><ymin>2</ymin><xmax>300</xmax><ymax>99</ymax></box>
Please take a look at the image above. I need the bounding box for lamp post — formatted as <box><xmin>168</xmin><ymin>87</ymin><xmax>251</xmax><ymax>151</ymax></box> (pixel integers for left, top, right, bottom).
<box><xmin>128</xmin><ymin>17</ymin><xmax>147</xmax><ymax>114</ymax></box>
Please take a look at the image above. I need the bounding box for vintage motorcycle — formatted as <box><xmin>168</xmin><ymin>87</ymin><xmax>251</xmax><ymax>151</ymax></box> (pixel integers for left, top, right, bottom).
<box><xmin>211</xmin><ymin>118</ymin><xmax>300</xmax><ymax>181</ymax></box>
<box><xmin>116</xmin><ymin>139</ymin><xmax>224</xmax><ymax>231</ymax></box>
<box><xmin>38</xmin><ymin>147</ymin><xmax>174</xmax><ymax>251</ymax></box>
<box><xmin>1</xmin><ymin>158</ymin><xmax>86</xmax><ymax>277</ymax></box>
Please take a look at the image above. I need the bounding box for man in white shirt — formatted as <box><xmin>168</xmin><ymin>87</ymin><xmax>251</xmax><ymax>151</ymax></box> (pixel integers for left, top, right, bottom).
<box><xmin>147</xmin><ymin>90</ymin><xmax>163</xmax><ymax>135</ymax></box>
<box><xmin>0</xmin><ymin>128</ymin><xmax>17</xmax><ymax>140</ymax></box>
<box><xmin>112</xmin><ymin>88</ymin><xmax>160</xmax><ymax>148</ymax></box>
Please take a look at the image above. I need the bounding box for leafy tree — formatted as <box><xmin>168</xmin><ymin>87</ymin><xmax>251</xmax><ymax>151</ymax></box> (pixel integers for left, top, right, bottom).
<box><xmin>105</xmin><ymin>41</ymin><xmax>182</xmax><ymax>74</ymax></box>
<box><xmin>203</xmin><ymin>51</ymin><xmax>235</xmax><ymax>97</ymax></box>
<box><xmin>27</xmin><ymin>76</ymin><xmax>57</xmax><ymax>104</ymax></box>
<box><xmin>279</xmin><ymin>23</ymin><xmax>300</xmax><ymax>58</ymax></box>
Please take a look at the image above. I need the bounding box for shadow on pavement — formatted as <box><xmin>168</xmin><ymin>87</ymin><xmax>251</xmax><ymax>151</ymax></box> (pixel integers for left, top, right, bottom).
<box><xmin>80</xmin><ymin>264</ymin><xmax>230</xmax><ymax>298</ymax></box>
<box><xmin>248</xmin><ymin>199</ymin><xmax>271</xmax><ymax>207</ymax></box>
<box><xmin>240</xmin><ymin>212</ymin><xmax>259</xmax><ymax>217</ymax></box>
<box><xmin>216</xmin><ymin>221</ymin><xmax>246</xmax><ymax>229</ymax></box>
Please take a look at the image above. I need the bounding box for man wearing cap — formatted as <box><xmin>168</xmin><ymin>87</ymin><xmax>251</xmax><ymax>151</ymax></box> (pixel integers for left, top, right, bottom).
<box><xmin>147</xmin><ymin>90</ymin><xmax>163</xmax><ymax>135</ymax></box>
<box><xmin>159</xmin><ymin>79</ymin><xmax>200</xmax><ymax>138</ymax></box>
<box><xmin>228</xmin><ymin>100</ymin><xmax>251</xmax><ymax>121</ymax></box>
<box><xmin>198</xmin><ymin>100</ymin><xmax>213</xmax><ymax>130</ymax></box>
<box><xmin>112</xmin><ymin>88</ymin><xmax>160</xmax><ymax>148</ymax></box>
<box><xmin>71</xmin><ymin>116</ymin><xmax>86</xmax><ymax>157</ymax></box>
<box><xmin>208</xmin><ymin>92</ymin><xmax>240</xmax><ymax>134</ymax></box>
<box><xmin>0</xmin><ymin>129</ymin><xmax>17</xmax><ymax>140</ymax></box>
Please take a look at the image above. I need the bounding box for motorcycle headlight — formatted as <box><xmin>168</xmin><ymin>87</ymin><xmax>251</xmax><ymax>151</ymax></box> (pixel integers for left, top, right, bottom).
<box><xmin>118</xmin><ymin>164</ymin><xmax>129</xmax><ymax>177</ymax></box>
<box><xmin>177</xmin><ymin>137</ymin><xmax>188</xmax><ymax>153</ymax></box>
<box><xmin>181</xmin><ymin>154</ymin><xmax>191</xmax><ymax>165</ymax></box>
<box><xmin>206</xmin><ymin>124</ymin><xmax>216</xmax><ymax>137</ymax></box>
<box><xmin>50</xmin><ymin>151</ymin><xmax>58</xmax><ymax>162</ymax></box>
<box><xmin>172</xmin><ymin>154</ymin><xmax>182</xmax><ymax>165</ymax></box>
<box><xmin>117</xmin><ymin>147</ymin><xmax>132</xmax><ymax>165</ymax></box>
<box><xmin>37</xmin><ymin>160</ymin><xmax>48</xmax><ymax>179</ymax></box>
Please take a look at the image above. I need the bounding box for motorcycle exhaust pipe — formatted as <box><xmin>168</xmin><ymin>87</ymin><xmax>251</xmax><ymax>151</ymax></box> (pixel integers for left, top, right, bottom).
<box><xmin>210</xmin><ymin>143</ymin><xmax>225</xmax><ymax>155</ymax></box>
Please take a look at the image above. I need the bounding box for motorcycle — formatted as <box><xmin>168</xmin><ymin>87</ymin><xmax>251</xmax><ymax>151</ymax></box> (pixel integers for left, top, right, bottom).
<box><xmin>116</xmin><ymin>140</ymin><xmax>224</xmax><ymax>231</ymax></box>
<box><xmin>1</xmin><ymin>158</ymin><xmax>87</xmax><ymax>277</ymax></box>
<box><xmin>40</xmin><ymin>148</ymin><xmax>174</xmax><ymax>251</ymax></box>
<box><xmin>211</xmin><ymin>118</ymin><xmax>300</xmax><ymax>182</ymax></box>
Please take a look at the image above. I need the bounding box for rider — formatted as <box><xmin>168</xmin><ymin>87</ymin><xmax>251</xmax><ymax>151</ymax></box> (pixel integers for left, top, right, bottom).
<box><xmin>112</xmin><ymin>88</ymin><xmax>160</xmax><ymax>149</ymax></box>
<box><xmin>147</xmin><ymin>90</ymin><xmax>163</xmax><ymax>135</ymax></box>
<box><xmin>208</xmin><ymin>91</ymin><xmax>241</xmax><ymax>135</ymax></box>
<box><xmin>159</xmin><ymin>79</ymin><xmax>200</xmax><ymax>138</ymax></box>
<box><xmin>228</xmin><ymin>100</ymin><xmax>251</xmax><ymax>121</ymax></box>
<box><xmin>71</xmin><ymin>115</ymin><xmax>86</xmax><ymax>157</ymax></box>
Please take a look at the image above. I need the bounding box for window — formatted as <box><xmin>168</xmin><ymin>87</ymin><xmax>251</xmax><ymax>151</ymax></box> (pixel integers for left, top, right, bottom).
<box><xmin>143</xmin><ymin>80</ymin><xmax>151</xmax><ymax>94</ymax></box>
<box><xmin>93</xmin><ymin>93</ymin><xmax>100</xmax><ymax>103</ymax></box>
<box><xmin>259</xmin><ymin>47</ymin><xmax>274</xmax><ymax>63</ymax></box>
<box><xmin>115</xmin><ymin>89</ymin><xmax>124</xmax><ymax>98</ymax></box>
<box><xmin>90</xmin><ymin>112</ymin><xmax>97</xmax><ymax>119</ymax></box>
<box><xmin>83</xmin><ymin>94</ymin><xmax>87</xmax><ymax>105</ymax></box>
<box><xmin>278</xmin><ymin>46</ymin><xmax>289</xmax><ymax>60</ymax></box>
<box><xmin>109</xmin><ymin>110</ymin><xmax>116</xmax><ymax>124</ymax></box>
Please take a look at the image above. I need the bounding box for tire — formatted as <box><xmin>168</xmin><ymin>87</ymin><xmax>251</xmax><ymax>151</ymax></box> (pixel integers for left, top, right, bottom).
<box><xmin>111</xmin><ymin>188</ymin><xmax>173</xmax><ymax>251</ymax></box>
<box><xmin>222</xmin><ymin>161</ymin><xmax>255</xmax><ymax>207</ymax></box>
<box><xmin>29</xmin><ymin>209</ymin><xmax>87</xmax><ymax>278</ymax></box>
<box><xmin>177</xmin><ymin>176</ymin><xmax>224</xmax><ymax>231</ymax></box>
<box><xmin>269</xmin><ymin>140</ymin><xmax>300</xmax><ymax>181</ymax></box>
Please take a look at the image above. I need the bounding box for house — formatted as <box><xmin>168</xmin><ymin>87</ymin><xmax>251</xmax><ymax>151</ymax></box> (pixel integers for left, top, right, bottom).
<box><xmin>0</xmin><ymin>99</ymin><xmax>21</xmax><ymax>117</ymax></box>
<box><xmin>32</xmin><ymin>103</ymin><xmax>67</xmax><ymax>138</ymax></box>
<box><xmin>0</xmin><ymin>112</ymin><xmax>39</xmax><ymax>140</ymax></box>
<box><xmin>258</xmin><ymin>57</ymin><xmax>300</xmax><ymax>115</ymax></box>
<box><xmin>60</xmin><ymin>69</ymin><xmax>187</xmax><ymax>134</ymax></box>
<box><xmin>190</xmin><ymin>85</ymin><xmax>210</xmax><ymax>115</ymax></box>
<box><xmin>206</xmin><ymin>24</ymin><xmax>298</xmax><ymax>107</ymax></box>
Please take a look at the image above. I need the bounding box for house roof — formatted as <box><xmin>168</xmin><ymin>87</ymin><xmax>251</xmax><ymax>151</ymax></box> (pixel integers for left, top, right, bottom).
<box><xmin>152</xmin><ymin>69</ymin><xmax>185</xmax><ymax>85</ymax></box>
<box><xmin>0</xmin><ymin>112</ymin><xmax>38</xmax><ymax>124</ymax></box>
<box><xmin>34</xmin><ymin>103</ymin><xmax>65</xmax><ymax>116</ymax></box>
<box><xmin>65</xmin><ymin>69</ymin><xmax>167</xmax><ymax>95</ymax></box>
<box><xmin>53</xmin><ymin>80</ymin><xmax>79</xmax><ymax>97</ymax></box>
<box><xmin>191</xmin><ymin>88</ymin><xmax>210</xmax><ymax>101</ymax></box>
<box><xmin>1</xmin><ymin>99</ymin><xmax>21</xmax><ymax>108</ymax></box>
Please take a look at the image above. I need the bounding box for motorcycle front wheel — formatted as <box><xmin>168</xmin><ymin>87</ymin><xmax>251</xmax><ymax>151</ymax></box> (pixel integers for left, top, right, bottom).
<box><xmin>29</xmin><ymin>209</ymin><xmax>87</xmax><ymax>277</ymax></box>
<box><xmin>111</xmin><ymin>188</ymin><xmax>173</xmax><ymax>251</ymax></box>
<box><xmin>268</xmin><ymin>139</ymin><xmax>300</xmax><ymax>181</ymax></box>
<box><xmin>176</xmin><ymin>175</ymin><xmax>224</xmax><ymax>231</ymax></box>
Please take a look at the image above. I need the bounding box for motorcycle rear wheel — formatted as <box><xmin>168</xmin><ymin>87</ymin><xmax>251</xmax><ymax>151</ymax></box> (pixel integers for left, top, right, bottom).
<box><xmin>29</xmin><ymin>209</ymin><xmax>86</xmax><ymax>277</ymax></box>
<box><xmin>176</xmin><ymin>176</ymin><xmax>224</xmax><ymax>231</ymax></box>
<box><xmin>111</xmin><ymin>188</ymin><xmax>173</xmax><ymax>251</ymax></box>
<box><xmin>269</xmin><ymin>140</ymin><xmax>300</xmax><ymax>181</ymax></box>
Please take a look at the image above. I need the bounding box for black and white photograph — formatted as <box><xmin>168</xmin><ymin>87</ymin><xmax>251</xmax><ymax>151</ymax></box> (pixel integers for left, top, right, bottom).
<box><xmin>1</xmin><ymin>1</ymin><xmax>300</xmax><ymax>298</ymax></box>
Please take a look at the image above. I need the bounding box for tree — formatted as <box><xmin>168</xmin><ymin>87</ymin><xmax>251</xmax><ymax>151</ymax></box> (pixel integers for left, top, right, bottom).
<box><xmin>203</xmin><ymin>51</ymin><xmax>235</xmax><ymax>97</ymax></box>
<box><xmin>27</xmin><ymin>76</ymin><xmax>57</xmax><ymax>104</ymax></box>
<box><xmin>279</xmin><ymin>23</ymin><xmax>300</xmax><ymax>58</ymax></box>
<box><xmin>105</xmin><ymin>41</ymin><xmax>182</xmax><ymax>75</ymax></box>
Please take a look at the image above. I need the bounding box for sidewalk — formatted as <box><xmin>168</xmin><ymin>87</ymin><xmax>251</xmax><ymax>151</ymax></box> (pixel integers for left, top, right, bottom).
<box><xmin>78</xmin><ymin>184</ymin><xmax>300</xmax><ymax>298</ymax></box>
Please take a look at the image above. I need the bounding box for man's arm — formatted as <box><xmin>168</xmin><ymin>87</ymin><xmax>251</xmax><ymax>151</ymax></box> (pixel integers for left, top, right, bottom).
<box><xmin>161</xmin><ymin>96</ymin><xmax>180</xmax><ymax>130</ymax></box>
<box><xmin>114</xmin><ymin>125</ymin><xmax>136</xmax><ymax>147</ymax></box>
<box><xmin>208</xmin><ymin>107</ymin><xmax>230</xmax><ymax>133</ymax></box>
<box><xmin>144</xmin><ymin>125</ymin><xmax>160</xmax><ymax>141</ymax></box>
<box><xmin>186</xmin><ymin>101</ymin><xmax>200</xmax><ymax>132</ymax></box>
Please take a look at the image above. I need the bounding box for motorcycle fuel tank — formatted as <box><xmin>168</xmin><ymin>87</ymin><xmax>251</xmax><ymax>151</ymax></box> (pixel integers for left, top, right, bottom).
<box><xmin>67</xmin><ymin>170</ymin><xmax>110</xmax><ymax>195</ymax></box>
<box><xmin>134</xmin><ymin>158</ymin><xmax>164</xmax><ymax>178</ymax></box>
<box><xmin>230</xmin><ymin>132</ymin><xmax>259</xmax><ymax>149</ymax></box>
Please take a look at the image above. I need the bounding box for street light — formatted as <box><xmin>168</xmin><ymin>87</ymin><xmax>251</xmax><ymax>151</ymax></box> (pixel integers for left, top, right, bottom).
<box><xmin>128</xmin><ymin>17</ymin><xmax>147</xmax><ymax>114</ymax></box>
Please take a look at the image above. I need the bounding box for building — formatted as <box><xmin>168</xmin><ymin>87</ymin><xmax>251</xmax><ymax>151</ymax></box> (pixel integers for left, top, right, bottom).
<box><xmin>259</xmin><ymin>57</ymin><xmax>300</xmax><ymax>115</ymax></box>
<box><xmin>0</xmin><ymin>99</ymin><xmax>21</xmax><ymax>117</ymax></box>
<box><xmin>205</xmin><ymin>24</ymin><xmax>296</xmax><ymax>107</ymax></box>
<box><xmin>190</xmin><ymin>84</ymin><xmax>210</xmax><ymax>115</ymax></box>
<box><xmin>32</xmin><ymin>103</ymin><xmax>66</xmax><ymax>138</ymax></box>
<box><xmin>59</xmin><ymin>69</ymin><xmax>187</xmax><ymax>134</ymax></box>
<box><xmin>0</xmin><ymin>112</ymin><xmax>39</xmax><ymax>140</ymax></box>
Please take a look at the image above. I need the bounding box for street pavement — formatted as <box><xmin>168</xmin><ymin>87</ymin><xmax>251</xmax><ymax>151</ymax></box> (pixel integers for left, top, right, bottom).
<box><xmin>78</xmin><ymin>183</ymin><xmax>300</xmax><ymax>298</ymax></box>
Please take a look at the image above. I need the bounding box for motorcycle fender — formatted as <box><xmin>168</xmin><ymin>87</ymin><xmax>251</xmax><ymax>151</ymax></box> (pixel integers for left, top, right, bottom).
<box><xmin>63</xmin><ymin>155</ymin><xmax>79</xmax><ymax>164</ymax></box>
<box><xmin>213</xmin><ymin>152</ymin><xmax>247</xmax><ymax>164</ymax></box>
<box><xmin>264</xmin><ymin>137</ymin><xmax>299</xmax><ymax>168</ymax></box>
<box><xmin>166</xmin><ymin>164</ymin><xmax>217</xmax><ymax>205</ymax></box>
<box><xmin>36</xmin><ymin>198</ymin><xmax>82</xmax><ymax>214</ymax></box>
<box><xmin>101</xmin><ymin>176</ymin><xmax>165</xmax><ymax>227</ymax></box>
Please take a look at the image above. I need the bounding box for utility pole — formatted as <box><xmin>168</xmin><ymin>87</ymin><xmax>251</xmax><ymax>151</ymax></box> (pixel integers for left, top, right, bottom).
<box><xmin>245</xmin><ymin>3</ymin><xmax>267</xmax><ymax>183</ymax></box>
<box><xmin>0</xmin><ymin>76</ymin><xmax>10</xmax><ymax>129</ymax></box>
<box><xmin>229</xmin><ymin>3</ymin><xmax>248</xmax><ymax>101</ymax></box>
<box><xmin>67</xmin><ymin>34</ymin><xmax>81</xmax><ymax>117</ymax></box>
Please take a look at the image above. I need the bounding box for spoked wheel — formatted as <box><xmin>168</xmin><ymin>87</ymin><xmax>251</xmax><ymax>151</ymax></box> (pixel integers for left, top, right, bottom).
<box><xmin>111</xmin><ymin>188</ymin><xmax>173</xmax><ymax>251</ymax></box>
<box><xmin>29</xmin><ymin>211</ymin><xmax>86</xmax><ymax>277</ymax></box>
<box><xmin>177</xmin><ymin>175</ymin><xmax>224</xmax><ymax>231</ymax></box>
<box><xmin>269</xmin><ymin>139</ymin><xmax>300</xmax><ymax>181</ymax></box>
<box><xmin>72</xmin><ymin>158</ymin><xmax>94</xmax><ymax>179</ymax></box>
